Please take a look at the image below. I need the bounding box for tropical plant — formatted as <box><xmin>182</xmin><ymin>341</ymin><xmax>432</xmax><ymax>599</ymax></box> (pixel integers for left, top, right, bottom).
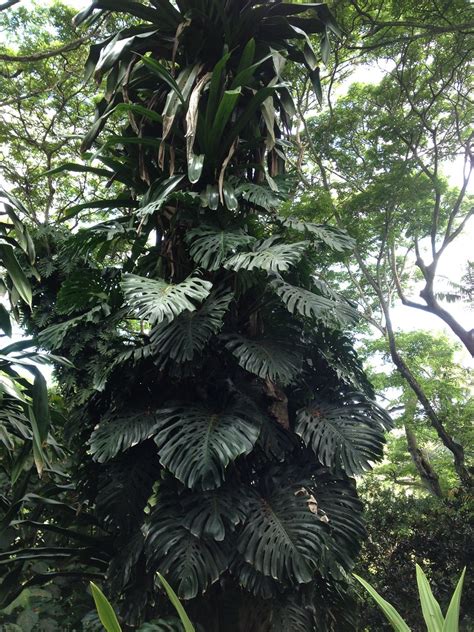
<box><xmin>354</xmin><ymin>485</ymin><xmax>473</xmax><ymax>631</ymax></box>
<box><xmin>354</xmin><ymin>564</ymin><xmax>467</xmax><ymax>632</ymax></box>
<box><xmin>91</xmin><ymin>574</ymin><xmax>195</xmax><ymax>632</ymax></box>
<box><xmin>6</xmin><ymin>1</ymin><xmax>391</xmax><ymax>630</ymax></box>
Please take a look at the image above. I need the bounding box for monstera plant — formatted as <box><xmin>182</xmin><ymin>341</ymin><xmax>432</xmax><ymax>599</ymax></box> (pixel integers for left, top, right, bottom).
<box><xmin>17</xmin><ymin>1</ymin><xmax>391</xmax><ymax>630</ymax></box>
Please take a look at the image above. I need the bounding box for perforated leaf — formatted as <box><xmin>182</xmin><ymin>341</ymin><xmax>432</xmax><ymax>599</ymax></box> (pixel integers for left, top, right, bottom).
<box><xmin>145</xmin><ymin>508</ymin><xmax>229</xmax><ymax>599</ymax></box>
<box><xmin>89</xmin><ymin>412</ymin><xmax>160</xmax><ymax>463</ymax></box>
<box><xmin>180</xmin><ymin>486</ymin><xmax>248</xmax><ymax>541</ymax></box>
<box><xmin>271</xmin><ymin>278</ymin><xmax>358</xmax><ymax>327</ymax></box>
<box><xmin>237</xmin><ymin>483</ymin><xmax>329</xmax><ymax>583</ymax></box>
<box><xmin>154</xmin><ymin>401</ymin><xmax>260</xmax><ymax>490</ymax></box>
<box><xmin>296</xmin><ymin>397</ymin><xmax>389</xmax><ymax>476</ymax></box>
<box><xmin>186</xmin><ymin>225</ymin><xmax>255</xmax><ymax>271</ymax></box>
<box><xmin>224</xmin><ymin>237</ymin><xmax>307</xmax><ymax>273</ymax></box>
<box><xmin>149</xmin><ymin>291</ymin><xmax>233</xmax><ymax>365</ymax></box>
<box><xmin>122</xmin><ymin>274</ymin><xmax>212</xmax><ymax>325</ymax></box>
<box><xmin>281</xmin><ymin>217</ymin><xmax>355</xmax><ymax>251</ymax></box>
<box><xmin>225</xmin><ymin>335</ymin><xmax>302</xmax><ymax>386</ymax></box>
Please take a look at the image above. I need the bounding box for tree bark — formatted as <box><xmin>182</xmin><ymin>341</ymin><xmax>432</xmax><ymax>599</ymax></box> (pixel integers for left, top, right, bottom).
<box><xmin>404</xmin><ymin>424</ymin><xmax>443</xmax><ymax>497</ymax></box>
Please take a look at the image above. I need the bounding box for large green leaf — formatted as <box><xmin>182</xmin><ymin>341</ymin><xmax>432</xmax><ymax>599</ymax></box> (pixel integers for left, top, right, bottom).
<box><xmin>281</xmin><ymin>217</ymin><xmax>355</xmax><ymax>251</ymax></box>
<box><xmin>224</xmin><ymin>237</ymin><xmax>307</xmax><ymax>273</ymax></box>
<box><xmin>296</xmin><ymin>397</ymin><xmax>388</xmax><ymax>477</ymax></box>
<box><xmin>95</xmin><ymin>449</ymin><xmax>159</xmax><ymax>533</ymax></box>
<box><xmin>180</xmin><ymin>486</ymin><xmax>248</xmax><ymax>541</ymax></box>
<box><xmin>186</xmin><ymin>225</ymin><xmax>256</xmax><ymax>271</ymax></box>
<box><xmin>353</xmin><ymin>574</ymin><xmax>411</xmax><ymax>632</ymax></box>
<box><xmin>90</xmin><ymin>582</ymin><xmax>122</xmax><ymax>632</ymax></box>
<box><xmin>157</xmin><ymin>573</ymin><xmax>196</xmax><ymax>632</ymax></box>
<box><xmin>153</xmin><ymin>400</ymin><xmax>260</xmax><ymax>490</ymax></box>
<box><xmin>309</xmin><ymin>470</ymin><xmax>365</xmax><ymax>568</ymax></box>
<box><xmin>225</xmin><ymin>335</ymin><xmax>302</xmax><ymax>386</ymax></box>
<box><xmin>416</xmin><ymin>564</ymin><xmax>444</xmax><ymax>632</ymax></box>
<box><xmin>271</xmin><ymin>278</ymin><xmax>358</xmax><ymax>327</ymax></box>
<box><xmin>122</xmin><ymin>274</ymin><xmax>212</xmax><ymax>325</ymax></box>
<box><xmin>0</xmin><ymin>244</ymin><xmax>32</xmax><ymax>307</ymax></box>
<box><xmin>89</xmin><ymin>412</ymin><xmax>160</xmax><ymax>463</ymax></box>
<box><xmin>442</xmin><ymin>567</ymin><xmax>466</xmax><ymax>632</ymax></box>
<box><xmin>237</xmin><ymin>483</ymin><xmax>329</xmax><ymax>584</ymax></box>
<box><xmin>149</xmin><ymin>291</ymin><xmax>233</xmax><ymax>366</ymax></box>
<box><xmin>145</xmin><ymin>507</ymin><xmax>229</xmax><ymax>599</ymax></box>
<box><xmin>56</xmin><ymin>270</ymin><xmax>107</xmax><ymax>315</ymax></box>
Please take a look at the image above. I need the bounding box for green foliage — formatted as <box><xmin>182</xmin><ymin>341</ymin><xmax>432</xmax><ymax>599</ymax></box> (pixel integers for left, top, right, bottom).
<box><xmin>1</xmin><ymin>2</ymin><xmax>391</xmax><ymax>630</ymax></box>
<box><xmin>354</xmin><ymin>486</ymin><xmax>473</xmax><ymax>631</ymax></box>
<box><xmin>354</xmin><ymin>565</ymin><xmax>466</xmax><ymax>632</ymax></box>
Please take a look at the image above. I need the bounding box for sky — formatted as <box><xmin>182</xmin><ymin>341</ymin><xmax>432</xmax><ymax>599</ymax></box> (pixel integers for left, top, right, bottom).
<box><xmin>2</xmin><ymin>0</ymin><xmax>473</xmax><ymax>373</ymax></box>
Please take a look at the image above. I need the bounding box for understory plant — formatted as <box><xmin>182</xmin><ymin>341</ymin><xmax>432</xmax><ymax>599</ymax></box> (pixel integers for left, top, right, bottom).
<box><xmin>354</xmin><ymin>565</ymin><xmax>467</xmax><ymax>632</ymax></box>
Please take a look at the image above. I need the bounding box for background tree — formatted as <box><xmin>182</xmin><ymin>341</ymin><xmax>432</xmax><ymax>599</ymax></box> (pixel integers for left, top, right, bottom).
<box><xmin>289</xmin><ymin>0</ymin><xmax>473</xmax><ymax>492</ymax></box>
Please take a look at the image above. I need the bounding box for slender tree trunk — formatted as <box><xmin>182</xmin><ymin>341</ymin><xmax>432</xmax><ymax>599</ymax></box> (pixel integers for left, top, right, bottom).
<box><xmin>380</xmin><ymin>297</ymin><xmax>472</xmax><ymax>490</ymax></box>
<box><xmin>420</xmin><ymin>288</ymin><xmax>474</xmax><ymax>356</ymax></box>
<box><xmin>404</xmin><ymin>424</ymin><xmax>443</xmax><ymax>497</ymax></box>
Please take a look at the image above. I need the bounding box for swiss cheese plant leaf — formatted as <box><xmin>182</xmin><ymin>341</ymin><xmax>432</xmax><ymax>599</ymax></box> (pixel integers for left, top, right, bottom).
<box><xmin>149</xmin><ymin>291</ymin><xmax>233</xmax><ymax>365</ymax></box>
<box><xmin>309</xmin><ymin>470</ymin><xmax>365</xmax><ymax>568</ymax></box>
<box><xmin>271</xmin><ymin>278</ymin><xmax>358</xmax><ymax>327</ymax></box>
<box><xmin>122</xmin><ymin>274</ymin><xmax>212</xmax><ymax>325</ymax></box>
<box><xmin>296</xmin><ymin>397</ymin><xmax>389</xmax><ymax>477</ymax></box>
<box><xmin>224</xmin><ymin>237</ymin><xmax>307</xmax><ymax>273</ymax></box>
<box><xmin>89</xmin><ymin>412</ymin><xmax>160</xmax><ymax>463</ymax></box>
<box><xmin>153</xmin><ymin>401</ymin><xmax>260</xmax><ymax>490</ymax></box>
<box><xmin>237</xmin><ymin>483</ymin><xmax>329</xmax><ymax>584</ymax></box>
<box><xmin>145</xmin><ymin>507</ymin><xmax>229</xmax><ymax>599</ymax></box>
<box><xmin>225</xmin><ymin>335</ymin><xmax>302</xmax><ymax>386</ymax></box>
<box><xmin>96</xmin><ymin>449</ymin><xmax>159</xmax><ymax>533</ymax></box>
<box><xmin>56</xmin><ymin>270</ymin><xmax>107</xmax><ymax>315</ymax></box>
<box><xmin>186</xmin><ymin>225</ymin><xmax>255</xmax><ymax>271</ymax></box>
<box><xmin>180</xmin><ymin>486</ymin><xmax>248</xmax><ymax>541</ymax></box>
<box><xmin>281</xmin><ymin>217</ymin><xmax>355</xmax><ymax>251</ymax></box>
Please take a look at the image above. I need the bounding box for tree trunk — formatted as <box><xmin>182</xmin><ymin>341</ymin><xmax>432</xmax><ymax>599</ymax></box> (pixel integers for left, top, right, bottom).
<box><xmin>404</xmin><ymin>424</ymin><xmax>443</xmax><ymax>497</ymax></box>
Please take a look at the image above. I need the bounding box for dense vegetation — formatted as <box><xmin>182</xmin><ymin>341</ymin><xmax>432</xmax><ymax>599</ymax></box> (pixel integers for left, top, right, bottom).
<box><xmin>0</xmin><ymin>1</ymin><xmax>472</xmax><ymax>631</ymax></box>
